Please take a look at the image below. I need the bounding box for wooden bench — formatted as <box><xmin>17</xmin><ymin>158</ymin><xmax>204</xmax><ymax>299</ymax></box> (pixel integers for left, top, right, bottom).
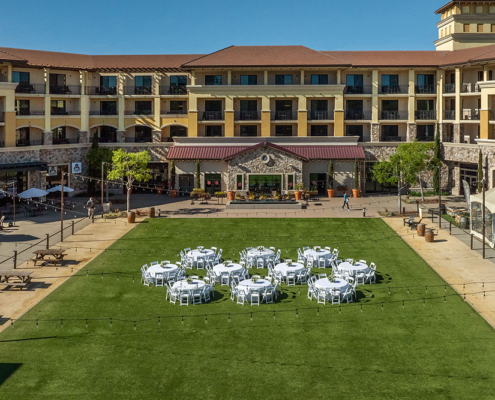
<box><xmin>0</xmin><ymin>282</ymin><xmax>27</xmax><ymax>290</ymax></box>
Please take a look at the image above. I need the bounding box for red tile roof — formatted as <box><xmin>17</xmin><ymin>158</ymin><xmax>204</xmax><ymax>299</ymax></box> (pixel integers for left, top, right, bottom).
<box><xmin>167</xmin><ymin>144</ymin><xmax>365</xmax><ymax>160</ymax></box>
<box><xmin>320</xmin><ymin>51</ymin><xmax>449</xmax><ymax>67</ymax></box>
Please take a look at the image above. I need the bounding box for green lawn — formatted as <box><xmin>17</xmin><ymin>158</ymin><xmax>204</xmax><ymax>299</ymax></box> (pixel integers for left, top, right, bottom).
<box><xmin>1</xmin><ymin>218</ymin><xmax>494</xmax><ymax>399</ymax></box>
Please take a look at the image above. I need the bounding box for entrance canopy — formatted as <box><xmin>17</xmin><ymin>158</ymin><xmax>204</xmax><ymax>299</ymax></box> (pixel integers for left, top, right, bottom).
<box><xmin>0</xmin><ymin>161</ymin><xmax>48</xmax><ymax>173</ymax></box>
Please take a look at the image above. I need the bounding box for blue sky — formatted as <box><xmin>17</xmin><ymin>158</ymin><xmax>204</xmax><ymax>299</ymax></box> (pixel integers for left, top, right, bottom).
<box><xmin>1</xmin><ymin>0</ymin><xmax>446</xmax><ymax>55</ymax></box>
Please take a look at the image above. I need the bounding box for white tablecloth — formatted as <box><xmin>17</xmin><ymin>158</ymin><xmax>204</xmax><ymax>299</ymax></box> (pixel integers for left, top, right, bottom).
<box><xmin>274</xmin><ymin>262</ymin><xmax>305</xmax><ymax>278</ymax></box>
<box><xmin>187</xmin><ymin>249</ymin><xmax>215</xmax><ymax>266</ymax></box>
<box><xmin>173</xmin><ymin>279</ymin><xmax>206</xmax><ymax>292</ymax></box>
<box><xmin>315</xmin><ymin>277</ymin><xmax>349</xmax><ymax>293</ymax></box>
<box><xmin>213</xmin><ymin>263</ymin><xmax>243</xmax><ymax>277</ymax></box>
<box><xmin>246</xmin><ymin>248</ymin><xmax>275</xmax><ymax>266</ymax></box>
<box><xmin>338</xmin><ymin>262</ymin><xmax>370</xmax><ymax>276</ymax></box>
<box><xmin>238</xmin><ymin>279</ymin><xmax>272</xmax><ymax>293</ymax></box>
<box><xmin>147</xmin><ymin>264</ymin><xmax>179</xmax><ymax>278</ymax></box>
<box><xmin>304</xmin><ymin>249</ymin><xmax>333</xmax><ymax>266</ymax></box>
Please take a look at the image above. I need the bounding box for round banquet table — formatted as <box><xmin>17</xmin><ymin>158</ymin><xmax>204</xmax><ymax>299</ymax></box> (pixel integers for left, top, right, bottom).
<box><xmin>173</xmin><ymin>279</ymin><xmax>206</xmax><ymax>292</ymax></box>
<box><xmin>338</xmin><ymin>262</ymin><xmax>370</xmax><ymax>277</ymax></box>
<box><xmin>303</xmin><ymin>248</ymin><xmax>333</xmax><ymax>267</ymax></box>
<box><xmin>314</xmin><ymin>277</ymin><xmax>349</xmax><ymax>294</ymax></box>
<box><xmin>238</xmin><ymin>278</ymin><xmax>272</xmax><ymax>300</ymax></box>
<box><xmin>274</xmin><ymin>262</ymin><xmax>305</xmax><ymax>278</ymax></box>
<box><xmin>246</xmin><ymin>248</ymin><xmax>275</xmax><ymax>266</ymax></box>
<box><xmin>147</xmin><ymin>264</ymin><xmax>179</xmax><ymax>278</ymax></box>
<box><xmin>213</xmin><ymin>263</ymin><xmax>243</xmax><ymax>278</ymax></box>
<box><xmin>187</xmin><ymin>249</ymin><xmax>215</xmax><ymax>266</ymax></box>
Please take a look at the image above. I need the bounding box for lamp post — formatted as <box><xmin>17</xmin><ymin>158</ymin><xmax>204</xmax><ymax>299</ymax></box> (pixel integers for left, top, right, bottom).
<box><xmin>101</xmin><ymin>161</ymin><xmax>112</xmax><ymax>217</ymax></box>
<box><xmin>61</xmin><ymin>166</ymin><xmax>65</xmax><ymax>242</ymax></box>
<box><xmin>482</xmin><ymin>155</ymin><xmax>488</xmax><ymax>259</ymax></box>
<box><xmin>438</xmin><ymin>164</ymin><xmax>442</xmax><ymax>229</ymax></box>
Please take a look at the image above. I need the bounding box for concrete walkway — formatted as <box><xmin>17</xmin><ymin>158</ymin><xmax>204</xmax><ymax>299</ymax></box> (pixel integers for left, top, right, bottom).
<box><xmin>384</xmin><ymin>218</ymin><xmax>495</xmax><ymax>329</ymax></box>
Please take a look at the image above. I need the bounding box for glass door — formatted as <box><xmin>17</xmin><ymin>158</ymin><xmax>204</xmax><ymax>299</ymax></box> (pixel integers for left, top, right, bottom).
<box><xmin>309</xmin><ymin>173</ymin><xmax>327</xmax><ymax>195</ymax></box>
<box><xmin>205</xmin><ymin>174</ymin><xmax>221</xmax><ymax>194</ymax></box>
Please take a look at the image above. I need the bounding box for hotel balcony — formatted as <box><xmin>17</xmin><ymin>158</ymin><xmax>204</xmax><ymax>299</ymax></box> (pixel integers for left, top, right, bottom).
<box><xmin>308</xmin><ymin>110</ymin><xmax>334</xmax><ymax>120</ymax></box>
<box><xmin>379</xmin><ymin>85</ymin><xmax>409</xmax><ymax>94</ymax></box>
<box><xmin>345</xmin><ymin>110</ymin><xmax>372</xmax><ymax>120</ymax></box>
<box><xmin>124</xmin><ymin>86</ymin><xmax>154</xmax><ymax>95</ymax></box>
<box><xmin>159</xmin><ymin>85</ymin><xmax>187</xmax><ymax>96</ymax></box>
<box><xmin>462</xmin><ymin>83</ymin><xmax>481</xmax><ymax>93</ymax></box>
<box><xmin>124</xmin><ymin>136</ymin><xmax>153</xmax><ymax>143</ymax></box>
<box><xmin>415</xmin><ymin>85</ymin><xmax>436</xmax><ymax>94</ymax></box>
<box><xmin>381</xmin><ymin>136</ymin><xmax>403</xmax><ymax>142</ymax></box>
<box><xmin>234</xmin><ymin>111</ymin><xmax>260</xmax><ymax>121</ymax></box>
<box><xmin>16</xmin><ymin>139</ymin><xmax>43</xmax><ymax>147</ymax></box>
<box><xmin>86</xmin><ymin>86</ymin><xmax>118</xmax><ymax>95</ymax></box>
<box><xmin>89</xmin><ymin>110</ymin><xmax>118</xmax><ymax>116</ymax></box>
<box><xmin>53</xmin><ymin>137</ymin><xmax>81</xmax><ymax>145</ymax></box>
<box><xmin>416</xmin><ymin>135</ymin><xmax>435</xmax><ymax>142</ymax></box>
<box><xmin>344</xmin><ymin>85</ymin><xmax>372</xmax><ymax>94</ymax></box>
<box><xmin>198</xmin><ymin>111</ymin><xmax>224</xmax><ymax>121</ymax></box>
<box><xmin>15</xmin><ymin>83</ymin><xmax>46</xmax><ymax>94</ymax></box>
<box><xmin>16</xmin><ymin>110</ymin><xmax>45</xmax><ymax>116</ymax></box>
<box><xmin>49</xmin><ymin>85</ymin><xmax>81</xmax><ymax>95</ymax></box>
<box><xmin>444</xmin><ymin>83</ymin><xmax>455</xmax><ymax>94</ymax></box>
<box><xmin>380</xmin><ymin>110</ymin><xmax>408</xmax><ymax>120</ymax></box>
<box><xmin>271</xmin><ymin>111</ymin><xmax>297</xmax><ymax>121</ymax></box>
<box><xmin>51</xmin><ymin>110</ymin><xmax>81</xmax><ymax>116</ymax></box>
<box><xmin>461</xmin><ymin>108</ymin><xmax>480</xmax><ymax>120</ymax></box>
<box><xmin>444</xmin><ymin>110</ymin><xmax>455</xmax><ymax>120</ymax></box>
<box><xmin>124</xmin><ymin>110</ymin><xmax>153</xmax><ymax>116</ymax></box>
<box><xmin>415</xmin><ymin>110</ymin><xmax>437</xmax><ymax>120</ymax></box>
<box><xmin>161</xmin><ymin>109</ymin><xmax>188</xmax><ymax>115</ymax></box>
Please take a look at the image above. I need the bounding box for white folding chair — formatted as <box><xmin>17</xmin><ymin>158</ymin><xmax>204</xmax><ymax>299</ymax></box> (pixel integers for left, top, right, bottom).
<box><xmin>155</xmin><ymin>272</ymin><xmax>164</xmax><ymax>287</ymax></box>
<box><xmin>237</xmin><ymin>290</ymin><xmax>247</xmax><ymax>305</ymax></box>
<box><xmin>192</xmin><ymin>290</ymin><xmax>202</xmax><ymax>305</ymax></box>
<box><xmin>331</xmin><ymin>290</ymin><xmax>341</xmax><ymax>305</ymax></box>
<box><xmin>256</xmin><ymin>258</ymin><xmax>264</xmax><ymax>269</ymax></box>
<box><xmin>221</xmin><ymin>273</ymin><xmax>230</xmax><ymax>286</ymax></box>
<box><xmin>317</xmin><ymin>289</ymin><xmax>326</xmax><ymax>305</ymax></box>
<box><xmin>286</xmin><ymin>273</ymin><xmax>296</xmax><ymax>286</ymax></box>
<box><xmin>251</xmin><ymin>291</ymin><xmax>260</xmax><ymax>306</ymax></box>
<box><xmin>318</xmin><ymin>256</ymin><xmax>326</xmax><ymax>269</ymax></box>
<box><xmin>180</xmin><ymin>291</ymin><xmax>189</xmax><ymax>306</ymax></box>
<box><xmin>197</xmin><ymin>256</ymin><xmax>206</xmax><ymax>270</ymax></box>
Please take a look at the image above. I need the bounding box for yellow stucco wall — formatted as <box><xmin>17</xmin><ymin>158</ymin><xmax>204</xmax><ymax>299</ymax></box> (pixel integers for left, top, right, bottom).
<box><xmin>50</xmin><ymin>117</ymin><xmax>81</xmax><ymax>130</ymax></box>
<box><xmin>89</xmin><ymin>117</ymin><xmax>119</xmax><ymax>129</ymax></box>
<box><xmin>224</xmin><ymin>112</ymin><xmax>234</xmax><ymax>137</ymax></box>
<box><xmin>261</xmin><ymin>112</ymin><xmax>271</xmax><ymax>137</ymax></box>
<box><xmin>4</xmin><ymin>111</ymin><xmax>17</xmax><ymax>147</ymax></box>
<box><xmin>297</xmin><ymin>111</ymin><xmax>308</xmax><ymax>136</ymax></box>
<box><xmin>334</xmin><ymin>111</ymin><xmax>344</xmax><ymax>136</ymax></box>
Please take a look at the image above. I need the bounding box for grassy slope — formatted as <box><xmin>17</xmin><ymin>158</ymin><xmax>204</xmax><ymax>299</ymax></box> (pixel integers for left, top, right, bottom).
<box><xmin>0</xmin><ymin>218</ymin><xmax>494</xmax><ymax>399</ymax></box>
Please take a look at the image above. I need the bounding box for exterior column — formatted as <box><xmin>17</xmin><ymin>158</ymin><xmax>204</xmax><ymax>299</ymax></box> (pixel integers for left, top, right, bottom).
<box><xmin>187</xmin><ymin>93</ymin><xmax>198</xmax><ymax>137</ymax></box>
<box><xmin>117</xmin><ymin>130</ymin><xmax>125</xmax><ymax>143</ymax></box>
<box><xmin>407</xmin><ymin>123</ymin><xmax>417</xmax><ymax>142</ymax></box>
<box><xmin>153</xmin><ymin>97</ymin><xmax>160</xmax><ymax>130</ymax></box>
<box><xmin>43</xmin><ymin>130</ymin><xmax>53</xmax><ymax>146</ymax></box>
<box><xmin>44</xmin><ymin>68</ymin><xmax>51</xmax><ymax>135</ymax></box>
<box><xmin>80</xmin><ymin>95</ymin><xmax>89</xmax><ymax>133</ymax></box>
<box><xmin>372</xmin><ymin>69</ymin><xmax>379</xmax><ymax>123</ymax></box>
<box><xmin>78</xmin><ymin>130</ymin><xmax>89</xmax><ymax>144</ymax></box>
<box><xmin>334</xmin><ymin>92</ymin><xmax>344</xmax><ymax>137</ymax></box>
<box><xmin>191</xmin><ymin>70</ymin><xmax>196</xmax><ymax>85</ymax></box>
<box><xmin>227</xmin><ymin>70</ymin><xmax>232</xmax><ymax>86</ymax></box>
<box><xmin>224</xmin><ymin>97</ymin><xmax>234</xmax><ymax>137</ymax></box>
<box><xmin>455</xmin><ymin>68</ymin><xmax>461</xmax><ymax>123</ymax></box>
<box><xmin>300</xmin><ymin>70</ymin><xmax>305</xmax><ymax>85</ymax></box>
<box><xmin>480</xmin><ymin>88</ymin><xmax>493</xmax><ymax>139</ymax></box>
<box><xmin>452</xmin><ymin>163</ymin><xmax>461</xmax><ymax>196</ymax></box>
<box><xmin>261</xmin><ymin>96</ymin><xmax>271</xmax><ymax>137</ymax></box>
<box><xmin>152</xmin><ymin>130</ymin><xmax>161</xmax><ymax>143</ymax></box>
<box><xmin>118</xmin><ymin>97</ymin><xmax>125</xmax><ymax>131</ymax></box>
<box><xmin>437</xmin><ymin>70</ymin><xmax>444</xmax><ymax>124</ymax></box>
<box><xmin>409</xmin><ymin>70</ymin><xmax>417</xmax><ymax>125</ymax></box>
<box><xmin>3</xmin><ymin>82</ymin><xmax>17</xmax><ymax>147</ymax></box>
<box><xmin>297</xmin><ymin>96</ymin><xmax>307</xmax><ymax>136</ymax></box>
<box><xmin>263</xmin><ymin>70</ymin><xmax>268</xmax><ymax>85</ymax></box>
<box><xmin>371</xmin><ymin>123</ymin><xmax>380</xmax><ymax>142</ymax></box>
<box><xmin>6</xmin><ymin>64</ymin><xmax>12</xmax><ymax>82</ymax></box>
<box><xmin>453</xmin><ymin>123</ymin><xmax>463</xmax><ymax>143</ymax></box>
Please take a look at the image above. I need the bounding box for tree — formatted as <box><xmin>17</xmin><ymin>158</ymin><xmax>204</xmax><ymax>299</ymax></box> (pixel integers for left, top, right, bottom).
<box><xmin>195</xmin><ymin>159</ymin><xmax>201</xmax><ymax>189</ymax></box>
<box><xmin>432</xmin><ymin>123</ymin><xmax>441</xmax><ymax>194</ymax></box>
<box><xmin>478</xmin><ymin>150</ymin><xmax>483</xmax><ymax>193</ymax></box>
<box><xmin>107</xmin><ymin>149</ymin><xmax>151</xmax><ymax>212</ymax></box>
<box><xmin>86</xmin><ymin>132</ymin><xmax>112</xmax><ymax>196</ymax></box>
<box><xmin>328</xmin><ymin>160</ymin><xmax>334</xmax><ymax>189</ymax></box>
<box><xmin>170</xmin><ymin>161</ymin><xmax>176</xmax><ymax>190</ymax></box>
<box><xmin>373</xmin><ymin>141</ymin><xmax>433</xmax><ymax>212</ymax></box>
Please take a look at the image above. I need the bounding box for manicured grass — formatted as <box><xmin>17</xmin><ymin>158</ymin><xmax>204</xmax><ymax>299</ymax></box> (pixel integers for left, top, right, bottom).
<box><xmin>1</xmin><ymin>218</ymin><xmax>494</xmax><ymax>399</ymax></box>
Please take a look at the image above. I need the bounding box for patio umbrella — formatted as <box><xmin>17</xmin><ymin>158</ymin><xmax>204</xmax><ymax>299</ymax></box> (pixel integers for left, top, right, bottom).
<box><xmin>46</xmin><ymin>185</ymin><xmax>74</xmax><ymax>193</ymax></box>
<box><xmin>18</xmin><ymin>188</ymin><xmax>49</xmax><ymax>199</ymax></box>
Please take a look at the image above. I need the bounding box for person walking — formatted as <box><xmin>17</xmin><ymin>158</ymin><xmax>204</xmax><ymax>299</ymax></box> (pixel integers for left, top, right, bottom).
<box><xmin>342</xmin><ymin>192</ymin><xmax>350</xmax><ymax>211</ymax></box>
<box><xmin>86</xmin><ymin>197</ymin><xmax>95</xmax><ymax>218</ymax></box>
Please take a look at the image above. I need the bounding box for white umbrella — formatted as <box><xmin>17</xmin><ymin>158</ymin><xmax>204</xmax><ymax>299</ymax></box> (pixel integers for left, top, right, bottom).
<box><xmin>47</xmin><ymin>185</ymin><xmax>74</xmax><ymax>193</ymax></box>
<box><xmin>18</xmin><ymin>188</ymin><xmax>49</xmax><ymax>199</ymax></box>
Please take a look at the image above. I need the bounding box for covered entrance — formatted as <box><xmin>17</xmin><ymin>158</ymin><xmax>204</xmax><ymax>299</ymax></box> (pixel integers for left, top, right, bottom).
<box><xmin>179</xmin><ymin>174</ymin><xmax>194</xmax><ymax>193</ymax></box>
<box><xmin>460</xmin><ymin>163</ymin><xmax>477</xmax><ymax>195</ymax></box>
<box><xmin>309</xmin><ymin>173</ymin><xmax>327</xmax><ymax>195</ymax></box>
<box><xmin>248</xmin><ymin>175</ymin><xmax>282</xmax><ymax>194</ymax></box>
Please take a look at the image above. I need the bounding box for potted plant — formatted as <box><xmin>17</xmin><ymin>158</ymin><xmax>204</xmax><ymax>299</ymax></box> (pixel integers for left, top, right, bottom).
<box><xmin>274</xmin><ymin>191</ymin><xmax>280</xmax><ymax>200</ymax></box>
<box><xmin>248</xmin><ymin>193</ymin><xmax>256</xmax><ymax>201</ymax></box>
<box><xmin>327</xmin><ymin>160</ymin><xmax>335</xmax><ymax>198</ymax></box>
<box><xmin>191</xmin><ymin>188</ymin><xmax>205</xmax><ymax>199</ymax></box>
<box><xmin>294</xmin><ymin>182</ymin><xmax>304</xmax><ymax>201</ymax></box>
<box><xmin>227</xmin><ymin>185</ymin><xmax>236</xmax><ymax>201</ymax></box>
<box><xmin>169</xmin><ymin>161</ymin><xmax>177</xmax><ymax>198</ymax></box>
<box><xmin>235</xmin><ymin>193</ymin><xmax>241</xmax><ymax>200</ymax></box>
<box><xmin>352</xmin><ymin>158</ymin><xmax>361</xmax><ymax>198</ymax></box>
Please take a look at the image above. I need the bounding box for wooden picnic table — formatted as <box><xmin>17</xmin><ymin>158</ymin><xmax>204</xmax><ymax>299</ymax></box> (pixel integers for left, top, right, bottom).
<box><xmin>0</xmin><ymin>270</ymin><xmax>35</xmax><ymax>289</ymax></box>
<box><xmin>32</xmin><ymin>249</ymin><xmax>67</xmax><ymax>265</ymax></box>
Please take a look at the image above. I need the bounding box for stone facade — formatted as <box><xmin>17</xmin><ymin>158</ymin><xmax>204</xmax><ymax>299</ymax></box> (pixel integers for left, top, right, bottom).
<box><xmin>43</xmin><ymin>131</ymin><xmax>52</xmax><ymax>146</ymax></box>
<box><xmin>152</xmin><ymin>130</ymin><xmax>161</xmax><ymax>143</ymax></box>
<box><xmin>227</xmin><ymin>145</ymin><xmax>303</xmax><ymax>192</ymax></box>
<box><xmin>117</xmin><ymin>131</ymin><xmax>125</xmax><ymax>143</ymax></box>
<box><xmin>371</xmin><ymin>123</ymin><xmax>380</xmax><ymax>142</ymax></box>
<box><xmin>438</xmin><ymin>123</ymin><xmax>448</xmax><ymax>142</ymax></box>
<box><xmin>79</xmin><ymin>130</ymin><xmax>89</xmax><ymax>144</ymax></box>
<box><xmin>453</xmin><ymin>123</ymin><xmax>463</xmax><ymax>144</ymax></box>
<box><xmin>407</xmin><ymin>123</ymin><xmax>417</xmax><ymax>142</ymax></box>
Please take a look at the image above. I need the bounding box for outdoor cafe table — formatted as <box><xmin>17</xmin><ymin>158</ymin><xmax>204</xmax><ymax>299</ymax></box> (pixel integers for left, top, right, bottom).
<box><xmin>213</xmin><ymin>262</ymin><xmax>243</xmax><ymax>279</ymax></box>
<box><xmin>187</xmin><ymin>249</ymin><xmax>215</xmax><ymax>266</ymax></box>
<box><xmin>246</xmin><ymin>248</ymin><xmax>275</xmax><ymax>266</ymax></box>
<box><xmin>315</xmin><ymin>277</ymin><xmax>349</xmax><ymax>295</ymax></box>
<box><xmin>274</xmin><ymin>262</ymin><xmax>305</xmax><ymax>278</ymax></box>
<box><xmin>33</xmin><ymin>249</ymin><xmax>67</xmax><ymax>265</ymax></box>
<box><xmin>303</xmin><ymin>248</ymin><xmax>333</xmax><ymax>267</ymax></box>
<box><xmin>338</xmin><ymin>262</ymin><xmax>370</xmax><ymax>277</ymax></box>
<box><xmin>238</xmin><ymin>278</ymin><xmax>272</xmax><ymax>300</ymax></box>
<box><xmin>173</xmin><ymin>279</ymin><xmax>206</xmax><ymax>293</ymax></box>
<box><xmin>147</xmin><ymin>264</ymin><xmax>179</xmax><ymax>280</ymax></box>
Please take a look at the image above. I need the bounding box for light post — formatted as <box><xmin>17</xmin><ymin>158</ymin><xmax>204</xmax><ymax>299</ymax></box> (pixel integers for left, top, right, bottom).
<box><xmin>101</xmin><ymin>161</ymin><xmax>112</xmax><ymax>217</ymax></box>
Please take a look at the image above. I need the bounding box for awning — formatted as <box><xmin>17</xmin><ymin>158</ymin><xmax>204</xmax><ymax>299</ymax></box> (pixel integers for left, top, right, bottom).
<box><xmin>0</xmin><ymin>162</ymin><xmax>48</xmax><ymax>173</ymax></box>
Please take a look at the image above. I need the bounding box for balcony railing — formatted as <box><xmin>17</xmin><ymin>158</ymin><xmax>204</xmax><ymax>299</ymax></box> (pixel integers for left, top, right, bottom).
<box><xmin>98</xmin><ymin>136</ymin><xmax>117</xmax><ymax>143</ymax></box>
<box><xmin>444</xmin><ymin>110</ymin><xmax>455</xmax><ymax>120</ymax></box>
<box><xmin>16</xmin><ymin>110</ymin><xmax>45</xmax><ymax>116</ymax></box>
<box><xmin>161</xmin><ymin>110</ymin><xmax>188</xmax><ymax>115</ymax></box>
<box><xmin>444</xmin><ymin>83</ymin><xmax>455</xmax><ymax>94</ymax></box>
<box><xmin>15</xmin><ymin>83</ymin><xmax>46</xmax><ymax>94</ymax></box>
<box><xmin>462</xmin><ymin>109</ymin><xmax>480</xmax><ymax>120</ymax></box>
<box><xmin>50</xmin><ymin>85</ymin><xmax>81</xmax><ymax>95</ymax></box>
<box><xmin>382</xmin><ymin>136</ymin><xmax>403</xmax><ymax>142</ymax></box>
<box><xmin>86</xmin><ymin>86</ymin><xmax>118</xmax><ymax>95</ymax></box>
<box><xmin>159</xmin><ymin>85</ymin><xmax>187</xmax><ymax>95</ymax></box>
<box><xmin>0</xmin><ymin>141</ymin><xmax>4</xmax><ymax>148</ymax></box>
<box><xmin>417</xmin><ymin>136</ymin><xmax>435</xmax><ymax>142</ymax></box>
<box><xmin>345</xmin><ymin>110</ymin><xmax>372</xmax><ymax>120</ymax></box>
<box><xmin>89</xmin><ymin>110</ymin><xmax>118</xmax><ymax>116</ymax></box>
<box><xmin>16</xmin><ymin>139</ymin><xmax>43</xmax><ymax>147</ymax></box>
<box><xmin>380</xmin><ymin>110</ymin><xmax>408</xmax><ymax>120</ymax></box>
<box><xmin>124</xmin><ymin>110</ymin><xmax>153</xmax><ymax>116</ymax></box>
<box><xmin>344</xmin><ymin>85</ymin><xmax>372</xmax><ymax>94</ymax></box>
<box><xmin>380</xmin><ymin>85</ymin><xmax>408</xmax><ymax>94</ymax></box>
<box><xmin>53</xmin><ymin>138</ymin><xmax>80</xmax><ymax>145</ymax></box>
<box><xmin>124</xmin><ymin>86</ymin><xmax>154</xmax><ymax>95</ymax></box>
<box><xmin>235</xmin><ymin>111</ymin><xmax>260</xmax><ymax>121</ymax></box>
<box><xmin>198</xmin><ymin>111</ymin><xmax>224</xmax><ymax>121</ymax></box>
<box><xmin>415</xmin><ymin>110</ymin><xmax>437</xmax><ymax>120</ymax></box>
<box><xmin>415</xmin><ymin>85</ymin><xmax>436</xmax><ymax>94</ymax></box>
<box><xmin>271</xmin><ymin>111</ymin><xmax>297</xmax><ymax>120</ymax></box>
<box><xmin>462</xmin><ymin>83</ymin><xmax>481</xmax><ymax>93</ymax></box>
<box><xmin>51</xmin><ymin>110</ymin><xmax>81</xmax><ymax>116</ymax></box>
<box><xmin>0</xmin><ymin>112</ymin><xmax>3</xmax><ymax>122</ymax></box>
<box><xmin>308</xmin><ymin>110</ymin><xmax>334</xmax><ymax>120</ymax></box>
<box><xmin>125</xmin><ymin>137</ymin><xmax>153</xmax><ymax>143</ymax></box>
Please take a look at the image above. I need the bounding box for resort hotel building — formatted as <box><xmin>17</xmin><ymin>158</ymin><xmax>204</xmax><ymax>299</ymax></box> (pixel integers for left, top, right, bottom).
<box><xmin>3</xmin><ymin>0</ymin><xmax>495</xmax><ymax>196</ymax></box>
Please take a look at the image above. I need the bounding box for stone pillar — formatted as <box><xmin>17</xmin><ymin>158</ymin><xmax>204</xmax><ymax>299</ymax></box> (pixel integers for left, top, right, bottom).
<box><xmin>453</xmin><ymin>123</ymin><xmax>463</xmax><ymax>143</ymax></box>
<box><xmin>43</xmin><ymin>130</ymin><xmax>53</xmax><ymax>146</ymax></box>
<box><xmin>152</xmin><ymin>130</ymin><xmax>161</xmax><ymax>143</ymax></box>
<box><xmin>78</xmin><ymin>130</ymin><xmax>89</xmax><ymax>144</ymax></box>
<box><xmin>371</xmin><ymin>123</ymin><xmax>380</xmax><ymax>142</ymax></box>
<box><xmin>438</xmin><ymin>123</ymin><xmax>448</xmax><ymax>142</ymax></box>
<box><xmin>117</xmin><ymin>130</ymin><xmax>125</xmax><ymax>143</ymax></box>
<box><xmin>452</xmin><ymin>163</ymin><xmax>461</xmax><ymax>196</ymax></box>
<box><xmin>407</xmin><ymin>123</ymin><xmax>417</xmax><ymax>142</ymax></box>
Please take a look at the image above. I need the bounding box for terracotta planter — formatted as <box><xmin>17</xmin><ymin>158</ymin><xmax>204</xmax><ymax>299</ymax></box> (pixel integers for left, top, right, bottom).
<box><xmin>127</xmin><ymin>211</ymin><xmax>136</xmax><ymax>223</ymax></box>
<box><xmin>352</xmin><ymin>189</ymin><xmax>361</xmax><ymax>198</ymax></box>
<box><xmin>227</xmin><ymin>191</ymin><xmax>236</xmax><ymax>201</ymax></box>
<box><xmin>156</xmin><ymin>186</ymin><xmax>163</xmax><ymax>195</ymax></box>
<box><xmin>170</xmin><ymin>189</ymin><xmax>177</xmax><ymax>198</ymax></box>
<box><xmin>327</xmin><ymin>189</ymin><xmax>335</xmax><ymax>198</ymax></box>
<box><xmin>294</xmin><ymin>191</ymin><xmax>302</xmax><ymax>200</ymax></box>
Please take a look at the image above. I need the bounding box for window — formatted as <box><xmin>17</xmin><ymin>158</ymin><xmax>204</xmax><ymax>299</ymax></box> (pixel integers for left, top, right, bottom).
<box><xmin>310</xmin><ymin>100</ymin><xmax>328</xmax><ymax>119</ymax></box>
<box><xmin>236</xmin><ymin>174</ymin><xmax>244</xmax><ymax>190</ymax></box>
<box><xmin>205</xmin><ymin>100</ymin><xmax>222</xmax><ymax>112</ymax></box>
<box><xmin>275</xmin><ymin>100</ymin><xmax>293</xmax><ymax>119</ymax></box>
<box><xmin>478</xmin><ymin>71</ymin><xmax>484</xmax><ymax>81</ymax></box>
<box><xmin>240</xmin><ymin>125</ymin><xmax>257</xmax><ymax>137</ymax></box>
<box><xmin>310</xmin><ymin>125</ymin><xmax>328</xmax><ymax>136</ymax></box>
<box><xmin>462</xmin><ymin>5</ymin><xmax>470</xmax><ymax>13</ymax></box>
<box><xmin>50</xmin><ymin>73</ymin><xmax>65</xmax><ymax>86</ymax></box>
<box><xmin>16</xmin><ymin>127</ymin><xmax>30</xmax><ymax>146</ymax></box>
<box><xmin>382</xmin><ymin>125</ymin><xmax>399</xmax><ymax>141</ymax></box>
<box><xmin>346</xmin><ymin>100</ymin><xmax>364</xmax><ymax>119</ymax></box>
<box><xmin>135</xmin><ymin>76</ymin><xmax>152</xmax><ymax>87</ymax></box>
<box><xmin>346</xmin><ymin>125</ymin><xmax>364</xmax><ymax>142</ymax></box>
<box><xmin>248</xmin><ymin>175</ymin><xmax>282</xmax><ymax>193</ymax></box>
<box><xmin>12</xmin><ymin>71</ymin><xmax>29</xmax><ymax>85</ymax></box>
<box><xmin>170</xmin><ymin>126</ymin><xmax>187</xmax><ymax>137</ymax></box>
<box><xmin>416</xmin><ymin>74</ymin><xmax>435</xmax><ymax>93</ymax></box>
<box><xmin>98</xmin><ymin>126</ymin><xmax>117</xmax><ymax>142</ymax></box>
<box><xmin>170</xmin><ymin>101</ymin><xmax>187</xmax><ymax>114</ymax></box>
<box><xmin>381</xmin><ymin>75</ymin><xmax>399</xmax><ymax>93</ymax></box>
<box><xmin>381</xmin><ymin>100</ymin><xmax>399</xmax><ymax>119</ymax></box>
<box><xmin>311</xmin><ymin>74</ymin><xmax>328</xmax><ymax>85</ymax></box>
<box><xmin>476</xmin><ymin>5</ymin><xmax>483</xmax><ymax>14</ymax></box>
<box><xmin>287</xmin><ymin>174</ymin><xmax>294</xmax><ymax>190</ymax></box>
<box><xmin>490</xmin><ymin>5</ymin><xmax>495</xmax><ymax>13</ymax></box>
<box><xmin>417</xmin><ymin>99</ymin><xmax>434</xmax><ymax>110</ymax></box>
<box><xmin>464</xmin><ymin>24</ymin><xmax>471</xmax><ymax>32</ymax></box>
<box><xmin>275</xmin><ymin>75</ymin><xmax>293</xmax><ymax>85</ymax></box>
<box><xmin>100</xmin><ymin>76</ymin><xmax>117</xmax><ymax>88</ymax></box>
<box><xmin>205</xmin><ymin>174</ymin><xmax>221</xmax><ymax>194</ymax></box>
<box><xmin>275</xmin><ymin>125</ymin><xmax>293</xmax><ymax>136</ymax></box>
<box><xmin>417</xmin><ymin>100</ymin><xmax>435</xmax><ymax>119</ymax></box>
<box><xmin>205</xmin><ymin>125</ymin><xmax>222</xmax><ymax>137</ymax></box>
<box><xmin>490</xmin><ymin>70</ymin><xmax>493</xmax><ymax>80</ymax></box>
<box><xmin>417</xmin><ymin>125</ymin><xmax>435</xmax><ymax>141</ymax></box>
<box><xmin>478</xmin><ymin>24</ymin><xmax>484</xmax><ymax>33</ymax></box>
<box><xmin>135</xmin><ymin>126</ymin><xmax>152</xmax><ymax>142</ymax></box>
<box><xmin>240</xmin><ymin>75</ymin><xmax>257</xmax><ymax>85</ymax></box>
<box><xmin>51</xmin><ymin>100</ymin><xmax>66</xmax><ymax>115</ymax></box>
<box><xmin>170</xmin><ymin>75</ymin><xmax>187</xmax><ymax>86</ymax></box>
<box><xmin>205</xmin><ymin>75</ymin><xmax>222</xmax><ymax>85</ymax></box>
<box><xmin>240</xmin><ymin>100</ymin><xmax>257</xmax><ymax>111</ymax></box>
<box><xmin>52</xmin><ymin>127</ymin><xmax>66</xmax><ymax>142</ymax></box>
<box><xmin>345</xmin><ymin>74</ymin><xmax>364</xmax><ymax>93</ymax></box>
<box><xmin>135</xmin><ymin>101</ymin><xmax>152</xmax><ymax>114</ymax></box>
<box><xmin>15</xmin><ymin>99</ymin><xmax>30</xmax><ymax>115</ymax></box>
<box><xmin>100</xmin><ymin>101</ymin><xmax>117</xmax><ymax>115</ymax></box>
